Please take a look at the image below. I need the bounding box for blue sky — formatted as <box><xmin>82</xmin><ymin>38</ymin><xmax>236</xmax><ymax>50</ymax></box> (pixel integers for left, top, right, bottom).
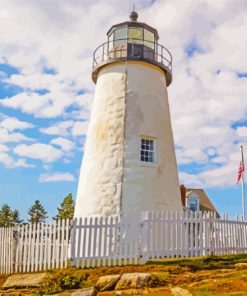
<box><xmin>0</xmin><ymin>0</ymin><xmax>247</xmax><ymax>220</ymax></box>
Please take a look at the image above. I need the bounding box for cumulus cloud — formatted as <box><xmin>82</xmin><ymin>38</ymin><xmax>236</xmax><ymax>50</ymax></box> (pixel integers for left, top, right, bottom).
<box><xmin>0</xmin><ymin>127</ymin><xmax>33</xmax><ymax>143</ymax></box>
<box><xmin>0</xmin><ymin>151</ymin><xmax>34</xmax><ymax>168</ymax></box>
<box><xmin>0</xmin><ymin>116</ymin><xmax>34</xmax><ymax>131</ymax></box>
<box><xmin>71</xmin><ymin>121</ymin><xmax>88</xmax><ymax>137</ymax></box>
<box><xmin>50</xmin><ymin>137</ymin><xmax>74</xmax><ymax>152</ymax></box>
<box><xmin>39</xmin><ymin>172</ymin><xmax>75</xmax><ymax>183</ymax></box>
<box><xmin>236</xmin><ymin>127</ymin><xmax>247</xmax><ymax>137</ymax></box>
<box><xmin>13</xmin><ymin>143</ymin><xmax>63</xmax><ymax>163</ymax></box>
<box><xmin>0</xmin><ymin>91</ymin><xmax>76</xmax><ymax>118</ymax></box>
<box><xmin>40</xmin><ymin>121</ymin><xmax>74</xmax><ymax>136</ymax></box>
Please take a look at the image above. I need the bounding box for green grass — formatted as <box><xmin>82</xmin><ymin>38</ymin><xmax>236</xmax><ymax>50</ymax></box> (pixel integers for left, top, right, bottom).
<box><xmin>147</xmin><ymin>253</ymin><xmax>247</xmax><ymax>271</ymax></box>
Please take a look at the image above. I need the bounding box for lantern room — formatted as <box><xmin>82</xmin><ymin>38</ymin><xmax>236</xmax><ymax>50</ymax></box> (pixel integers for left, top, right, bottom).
<box><xmin>92</xmin><ymin>10</ymin><xmax>172</xmax><ymax>86</ymax></box>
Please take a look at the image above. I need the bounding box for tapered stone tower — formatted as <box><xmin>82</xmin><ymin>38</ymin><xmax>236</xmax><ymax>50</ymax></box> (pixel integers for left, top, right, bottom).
<box><xmin>74</xmin><ymin>11</ymin><xmax>182</xmax><ymax>219</ymax></box>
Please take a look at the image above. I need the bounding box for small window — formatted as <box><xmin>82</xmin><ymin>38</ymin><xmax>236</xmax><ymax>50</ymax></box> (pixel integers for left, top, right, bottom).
<box><xmin>188</xmin><ymin>198</ymin><xmax>199</xmax><ymax>212</ymax></box>
<box><xmin>140</xmin><ymin>138</ymin><xmax>156</xmax><ymax>163</ymax></box>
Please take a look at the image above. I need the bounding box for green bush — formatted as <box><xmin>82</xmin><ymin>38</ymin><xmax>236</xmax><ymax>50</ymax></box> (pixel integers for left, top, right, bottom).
<box><xmin>40</xmin><ymin>269</ymin><xmax>88</xmax><ymax>294</ymax></box>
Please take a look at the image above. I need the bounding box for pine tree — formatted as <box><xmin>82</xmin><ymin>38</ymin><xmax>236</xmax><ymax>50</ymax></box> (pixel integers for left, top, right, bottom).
<box><xmin>28</xmin><ymin>200</ymin><xmax>48</xmax><ymax>223</ymax></box>
<box><xmin>54</xmin><ymin>193</ymin><xmax>75</xmax><ymax>220</ymax></box>
<box><xmin>0</xmin><ymin>204</ymin><xmax>23</xmax><ymax>227</ymax></box>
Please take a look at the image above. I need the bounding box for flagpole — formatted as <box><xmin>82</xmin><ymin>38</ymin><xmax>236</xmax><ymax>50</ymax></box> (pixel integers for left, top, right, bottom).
<box><xmin>241</xmin><ymin>145</ymin><xmax>246</xmax><ymax>220</ymax></box>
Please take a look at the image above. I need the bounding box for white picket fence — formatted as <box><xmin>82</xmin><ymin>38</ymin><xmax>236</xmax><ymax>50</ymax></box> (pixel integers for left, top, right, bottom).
<box><xmin>141</xmin><ymin>211</ymin><xmax>247</xmax><ymax>261</ymax></box>
<box><xmin>1</xmin><ymin>211</ymin><xmax>247</xmax><ymax>274</ymax></box>
<box><xmin>70</xmin><ymin>214</ymin><xmax>142</xmax><ymax>268</ymax></box>
<box><xmin>0</xmin><ymin>227</ymin><xmax>14</xmax><ymax>274</ymax></box>
<box><xmin>0</xmin><ymin>219</ymin><xmax>71</xmax><ymax>274</ymax></box>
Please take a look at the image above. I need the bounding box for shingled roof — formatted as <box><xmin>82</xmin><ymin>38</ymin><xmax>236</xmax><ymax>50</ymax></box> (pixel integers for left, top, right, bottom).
<box><xmin>180</xmin><ymin>185</ymin><xmax>220</xmax><ymax>217</ymax></box>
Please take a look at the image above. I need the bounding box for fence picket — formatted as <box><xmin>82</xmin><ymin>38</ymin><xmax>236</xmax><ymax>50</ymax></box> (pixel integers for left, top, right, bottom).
<box><xmin>60</xmin><ymin>219</ymin><xmax>65</xmax><ymax>269</ymax></box>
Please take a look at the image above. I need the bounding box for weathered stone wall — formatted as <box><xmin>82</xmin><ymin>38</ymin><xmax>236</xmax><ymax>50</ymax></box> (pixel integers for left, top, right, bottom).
<box><xmin>74</xmin><ymin>65</ymin><xmax>126</xmax><ymax>218</ymax></box>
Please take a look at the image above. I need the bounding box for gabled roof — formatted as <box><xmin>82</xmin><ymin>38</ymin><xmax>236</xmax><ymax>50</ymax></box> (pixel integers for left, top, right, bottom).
<box><xmin>186</xmin><ymin>188</ymin><xmax>219</xmax><ymax>216</ymax></box>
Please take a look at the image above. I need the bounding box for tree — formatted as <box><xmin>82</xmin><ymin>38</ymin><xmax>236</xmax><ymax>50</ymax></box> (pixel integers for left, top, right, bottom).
<box><xmin>0</xmin><ymin>204</ymin><xmax>23</xmax><ymax>227</ymax></box>
<box><xmin>54</xmin><ymin>193</ymin><xmax>75</xmax><ymax>220</ymax></box>
<box><xmin>28</xmin><ymin>200</ymin><xmax>48</xmax><ymax>223</ymax></box>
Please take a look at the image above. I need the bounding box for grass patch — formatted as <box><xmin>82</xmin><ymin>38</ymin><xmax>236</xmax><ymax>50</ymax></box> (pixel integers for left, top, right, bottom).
<box><xmin>147</xmin><ymin>253</ymin><xmax>247</xmax><ymax>271</ymax></box>
<box><xmin>148</xmin><ymin>272</ymin><xmax>170</xmax><ymax>287</ymax></box>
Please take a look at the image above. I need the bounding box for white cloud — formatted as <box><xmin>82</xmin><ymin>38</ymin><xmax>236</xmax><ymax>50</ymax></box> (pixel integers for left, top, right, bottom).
<box><xmin>0</xmin><ymin>143</ymin><xmax>8</xmax><ymax>152</ymax></box>
<box><xmin>13</xmin><ymin>143</ymin><xmax>63</xmax><ymax>163</ymax></box>
<box><xmin>0</xmin><ymin>143</ymin><xmax>34</xmax><ymax>168</ymax></box>
<box><xmin>0</xmin><ymin>116</ymin><xmax>34</xmax><ymax>131</ymax></box>
<box><xmin>176</xmin><ymin>148</ymin><xmax>208</xmax><ymax>165</ymax></box>
<box><xmin>207</xmin><ymin>148</ymin><xmax>216</xmax><ymax>157</ymax></box>
<box><xmin>71</xmin><ymin>121</ymin><xmax>88</xmax><ymax>137</ymax></box>
<box><xmin>0</xmin><ymin>152</ymin><xmax>14</xmax><ymax>167</ymax></box>
<box><xmin>0</xmin><ymin>127</ymin><xmax>33</xmax><ymax>143</ymax></box>
<box><xmin>0</xmin><ymin>150</ymin><xmax>34</xmax><ymax>168</ymax></box>
<box><xmin>236</xmin><ymin>127</ymin><xmax>247</xmax><ymax>137</ymax></box>
<box><xmin>40</xmin><ymin>121</ymin><xmax>74</xmax><ymax>136</ymax></box>
<box><xmin>211</xmin><ymin>156</ymin><xmax>227</xmax><ymax>164</ymax></box>
<box><xmin>0</xmin><ymin>91</ymin><xmax>76</xmax><ymax>118</ymax></box>
<box><xmin>179</xmin><ymin>172</ymin><xmax>204</xmax><ymax>188</ymax></box>
<box><xmin>39</xmin><ymin>172</ymin><xmax>75</xmax><ymax>183</ymax></box>
<box><xmin>50</xmin><ymin>137</ymin><xmax>74</xmax><ymax>152</ymax></box>
<box><xmin>13</xmin><ymin>158</ymin><xmax>35</xmax><ymax>168</ymax></box>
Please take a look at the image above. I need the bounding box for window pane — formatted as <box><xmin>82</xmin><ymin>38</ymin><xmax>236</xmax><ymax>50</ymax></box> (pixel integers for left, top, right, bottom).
<box><xmin>114</xmin><ymin>27</ymin><xmax>127</xmax><ymax>46</ymax></box>
<box><xmin>128</xmin><ymin>27</ymin><xmax>143</xmax><ymax>44</ymax></box>
<box><xmin>188</xmin><ymin>198</ymin><xmax>198</xmax><ymax>212</ymax></box>
<box><xmin>108</xmin><ymin>33</ymin><xmax>114</xmax><ymax>50</ymax></box>
<box><xmin>140</xmin><ymin>138</ymin><xmax>156</xmax><ymax>163</ymax></box>
<box><xmin>144</xmin><ymin>29</ymin><xmax>154</xmax><ymax>49</ymax></box>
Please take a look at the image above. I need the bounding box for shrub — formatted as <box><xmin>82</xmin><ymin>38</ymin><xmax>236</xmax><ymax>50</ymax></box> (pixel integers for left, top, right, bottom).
<box><xmin>40</xmin><ymin>269</ymin><xmax>88</xmax><ymax>294</ymax></box>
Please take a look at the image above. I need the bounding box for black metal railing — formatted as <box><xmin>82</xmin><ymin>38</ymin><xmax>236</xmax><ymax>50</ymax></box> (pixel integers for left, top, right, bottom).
<box><xmin>92</xmin><ymin>38</ymin><xmax>172</xmax><ymax>73</ymax></box>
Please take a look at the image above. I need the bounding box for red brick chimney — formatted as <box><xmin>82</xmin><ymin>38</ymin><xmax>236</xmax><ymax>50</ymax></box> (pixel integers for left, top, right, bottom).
<box><xmin>180</xmin><ymin>184</ymin><xmax>186</xmax><ymax>207</ymax></box>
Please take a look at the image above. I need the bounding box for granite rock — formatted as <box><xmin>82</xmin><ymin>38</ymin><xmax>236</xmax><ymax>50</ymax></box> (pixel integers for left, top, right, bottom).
<box><xmin>95</xmin><ymin>274</ymin><xmax>121</xmax><ymax>291</ymax></box>
<box><xmin>115</xmin><ymin>273</ymin><xmax>151</xmax><ymax>290</ymax></box>
<box><xmin>2</xmin><ymin>273</ymin><xmax>47</xmax><ymax>289</ymax></box>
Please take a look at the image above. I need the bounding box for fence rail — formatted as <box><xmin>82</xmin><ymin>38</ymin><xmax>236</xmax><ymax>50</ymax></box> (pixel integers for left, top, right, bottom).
<box><xmin>1</xmin><ymin>211</ymin><xmax>247</xmax><ymax>274</ymax></box>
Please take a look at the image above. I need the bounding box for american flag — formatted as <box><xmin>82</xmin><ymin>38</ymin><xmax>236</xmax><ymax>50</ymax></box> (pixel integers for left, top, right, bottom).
<box><xmin>237</xmin><ymin>161</ymin><xmax>245</xmax><ymax>184</ymax></box>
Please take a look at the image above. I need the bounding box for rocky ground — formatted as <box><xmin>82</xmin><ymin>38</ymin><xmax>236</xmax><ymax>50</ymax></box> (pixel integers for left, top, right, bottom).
<box><xmin>1</xmin><ymin>254</ymin><xmax>247</xmax><ymax>295</ymax></box>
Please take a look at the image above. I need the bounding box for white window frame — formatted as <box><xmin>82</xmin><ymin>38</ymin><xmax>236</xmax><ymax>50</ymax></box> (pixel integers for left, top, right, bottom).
<box><xmin>140</xmin><ymin>136</ymin><xmax>157</xmax><ymax>164</ymax></box>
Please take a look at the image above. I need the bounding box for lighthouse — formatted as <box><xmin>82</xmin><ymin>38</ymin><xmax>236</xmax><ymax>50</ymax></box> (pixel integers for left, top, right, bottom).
<box><xmin>74</xmin><ymin>11</ymin><xmax>183</xmax><ymax>219</ymax></box>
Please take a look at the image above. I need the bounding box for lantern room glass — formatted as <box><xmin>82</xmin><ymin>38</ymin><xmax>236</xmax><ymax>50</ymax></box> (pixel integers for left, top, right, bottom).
<box><xmin>113</xmin><ymin>27</ymin><xmax>127</xmax><ymax>46</ymax></box>
<box><xmin>128</xmin><ymin>27</ymin><xmax>143</xmax><ymax>44</ymax></box>
<box><xmin>144</xmin><ymin>29</ymin><xmax>155</xmax><ymax>49</ymax></box>
<box><xmin>110</xmin><ymin>26</ymin><xmax>156</xmax><ymax>49</ymax></box>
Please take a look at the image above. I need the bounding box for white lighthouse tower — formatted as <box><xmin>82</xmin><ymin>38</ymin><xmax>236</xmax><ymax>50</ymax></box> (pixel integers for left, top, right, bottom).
<box><xmin>74</xmin><ymin>11</ymin><xmax>182</xmax><ymax>219</ymax></box>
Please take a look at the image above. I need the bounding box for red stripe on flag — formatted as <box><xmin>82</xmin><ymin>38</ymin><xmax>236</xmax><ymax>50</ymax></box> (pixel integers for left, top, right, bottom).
<box><xmin>237</xmin><ymin>161</ymin><xmax>245</xmax><ymax>184</ymax></box>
